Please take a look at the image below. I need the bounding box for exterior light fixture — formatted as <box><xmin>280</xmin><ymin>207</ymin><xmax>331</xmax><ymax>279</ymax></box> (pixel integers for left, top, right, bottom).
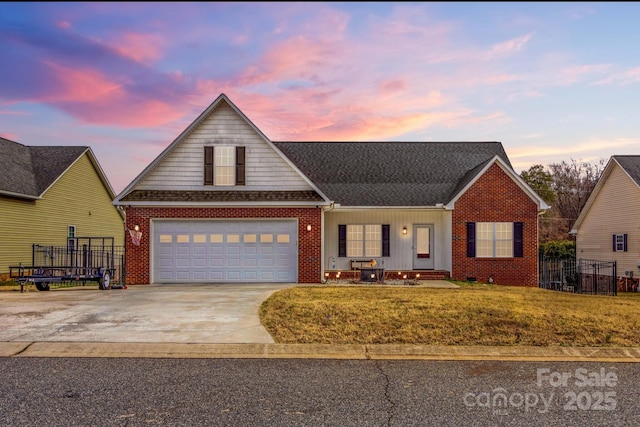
<box><xmin>402</xmin><ymin>226</ymin><xmax>407</xmax><ymax>235</ymax></box>
<box><xmin>306</xmin><ymin>224</ymin><xmax>312</xmax><ymax>232</ymax></box>
<box><xmin>134</xmin><ymin>224</ymin><xmax>140</xmax><ymax>232</ymax></box>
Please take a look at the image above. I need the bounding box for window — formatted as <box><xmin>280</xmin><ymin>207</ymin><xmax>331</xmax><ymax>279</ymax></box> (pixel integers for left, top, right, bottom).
<box><xmin>339</xmin><ymin>224</ymin><xmax>389</xmax><ymax>257</ymax></box>
<box><xmin>613</xmin><ymin>234</ymin><xmax>627</xmax><ymax>252</ymax></box>
<box><xmin>204</xmin><ymin>146</ymin><xmax>246</xmax><ymax>186</ymax></box>
<box><xmin>467</xmin><ymin>222</ymin><xmax>523</xmax><ymax>258</ymax></box>
<box><xmin>67</xmin><ymin>225</ymin><xmax>76</xmax><ymax>251</ymax></box>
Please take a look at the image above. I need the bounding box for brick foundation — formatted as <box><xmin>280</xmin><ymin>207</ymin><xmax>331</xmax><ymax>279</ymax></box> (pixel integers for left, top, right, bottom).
<box><xmin>125</xmin><ymin>207</ymin><xmax>322</xmax><ymax>285</ymax></box>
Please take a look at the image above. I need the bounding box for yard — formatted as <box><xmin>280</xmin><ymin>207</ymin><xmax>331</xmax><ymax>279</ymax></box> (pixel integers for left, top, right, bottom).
<box><xmin>259</xmin><ymin>282</ymin><xmax>640</xmax><ymax>347</ymax></box>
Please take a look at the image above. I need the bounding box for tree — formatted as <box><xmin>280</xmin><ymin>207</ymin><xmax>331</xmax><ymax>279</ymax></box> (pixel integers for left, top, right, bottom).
<box><xmin>546</xmin><ymin>158</ymin><xmax>605</xmax><ymax>240</ymax></box>
<box><xmin>520</xmin><ymin>164</ymin><xmax>556</xmax><ymax>205</ymax></box>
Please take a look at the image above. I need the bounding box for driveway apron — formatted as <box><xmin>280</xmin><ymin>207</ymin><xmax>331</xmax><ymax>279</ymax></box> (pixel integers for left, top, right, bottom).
<box><xmin>0</xmin><ymin>284</ymin><xmax>296</xmax><ymax>344</ymax></box>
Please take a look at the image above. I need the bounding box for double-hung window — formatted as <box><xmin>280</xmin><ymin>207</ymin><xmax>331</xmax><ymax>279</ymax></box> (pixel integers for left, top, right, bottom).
<box><xmin>613</xmin><ymin>234</ymin><xmax>627</xmax><ymax>252</ymax></box>
<box><xmin>204</xmin><ymin>146</ymin><xmax>246</xmax><ymax>186</ymax></box>
<box><xmin>338</xmin><ymin>224</ymin><xmax>390</xmax><ymax>257</ymax></box>
<box><xmin>467</xmin><ymin>222</ymin><xmax>523</xmax><ymax>258</ymax></box>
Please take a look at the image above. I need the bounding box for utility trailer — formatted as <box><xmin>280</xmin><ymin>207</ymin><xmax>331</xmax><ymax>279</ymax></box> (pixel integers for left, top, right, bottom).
<box><xmin>9</xmin><ymin>237</ymin><xmax>125</xmax><ymax>292</ymax></box>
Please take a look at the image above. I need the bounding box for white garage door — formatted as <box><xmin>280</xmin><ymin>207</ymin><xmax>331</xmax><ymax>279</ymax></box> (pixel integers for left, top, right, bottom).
<box><xmin>153</xmin><ymin>220</ymin><xmax>298</xmax><ymax>283</ymax></box>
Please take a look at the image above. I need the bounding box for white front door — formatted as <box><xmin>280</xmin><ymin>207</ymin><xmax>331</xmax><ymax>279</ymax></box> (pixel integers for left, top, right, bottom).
<box><xmin>413</xmin><ymin>224</ymin><xmax>434</xmax><ymax>269</ymax></box>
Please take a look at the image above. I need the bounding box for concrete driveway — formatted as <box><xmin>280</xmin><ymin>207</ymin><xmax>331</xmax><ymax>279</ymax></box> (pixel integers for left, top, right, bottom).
<box><xmin>0</xmin><ymin>283</ymin><xmax>296</xmax><ymax>344</ymax></box>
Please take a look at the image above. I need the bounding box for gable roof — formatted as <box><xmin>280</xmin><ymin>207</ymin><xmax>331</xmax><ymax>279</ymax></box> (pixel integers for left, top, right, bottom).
<box><xmin>571</xmin><ymin>155</ymin><xmax>640</xmax><ymax>233</ymax></box>
<box><xmin>0</xmin><ymin>137</ymin><xmax>116</xmax><ymax>200</ymax></box>
<box><xmin>114</xmin><ymin>93</ymin><xmax>330</xmax><ymax>205</ymax></box>
<box><xmin>272</xmin><ymin>141</ymin><xmax>515</xmax><ymax>207</ymax></box>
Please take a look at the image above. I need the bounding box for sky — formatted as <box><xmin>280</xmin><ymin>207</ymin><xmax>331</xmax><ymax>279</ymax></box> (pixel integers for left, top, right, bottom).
<box><xmin>2</xmin><ymin>2</ymin><xmax>640</xmax><ymax>194</ymax></box>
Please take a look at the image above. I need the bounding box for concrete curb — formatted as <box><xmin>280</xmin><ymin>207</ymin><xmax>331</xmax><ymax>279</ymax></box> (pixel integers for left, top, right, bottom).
<box><xmin>2</xmin><ymin>342</ymin><xmax>640</xmax><ymax>362</ymax></box>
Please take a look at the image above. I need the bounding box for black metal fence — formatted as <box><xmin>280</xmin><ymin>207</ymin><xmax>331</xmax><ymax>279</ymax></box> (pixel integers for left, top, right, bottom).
<box><xmin>539</xmin><ymin>257</ymin><xmax>617</xmax><ymax>296</ymax></box>
<box><xmin>31</xmin><ymin>240</ymin><xmax>125</xmax><ymax>286</ymax></box>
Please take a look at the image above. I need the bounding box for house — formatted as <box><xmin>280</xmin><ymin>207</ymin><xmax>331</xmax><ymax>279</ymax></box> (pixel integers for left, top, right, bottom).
<box><xmin>0</xmin><ymin>137</ymin><xmax>124</xmax><ymax>277</ymax></box>
<box><xmin>570</xmin><ymin>155</ymin><xmax>640</xmax><ymax>290</ymax></box>
<box><xmin>114</xmin><ymin>94</ymin><xmax>548</xmax><ymax>286</ymax></box>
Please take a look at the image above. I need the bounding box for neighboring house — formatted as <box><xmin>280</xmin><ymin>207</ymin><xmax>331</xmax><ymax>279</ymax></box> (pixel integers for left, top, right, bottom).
<box><xmin>0</xmin><ymin>137</ymin><xmax>124</xmax><ymax>277</ymax></box>
<box><xmin>571</xmin><ymin>155</ymin><xmax>640</xmax><ymax>283</ymax></box>
<box><xmin>114</xmin><ymin>94</ymin><xmax>548</xmax><ymax>286</ymax></box>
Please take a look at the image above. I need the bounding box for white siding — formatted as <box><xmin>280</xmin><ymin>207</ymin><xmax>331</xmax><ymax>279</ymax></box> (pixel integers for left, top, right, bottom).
<box><xmin>136</xmin><ymin>102</ymin><xmax>312</xmax><ymax>191</ymax></box>
<box><xmin>324</xmin><ymin>209</ymin><xmax>452</xmax><ymax>271</ymax></box>
<box><xmin>576</xmin><ymin>164</ymin><xmax>640</xmax><ymax>275</ymax></box>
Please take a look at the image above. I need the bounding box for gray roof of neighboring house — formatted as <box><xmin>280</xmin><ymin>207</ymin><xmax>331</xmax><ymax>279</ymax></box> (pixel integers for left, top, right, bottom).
<box><xmin>0</xmin><ymin>137</ymin><xmax>89</xmax><ymax>199</ymax></box>
<box><xmin>272</xmin><ymin>141</ymin><xmax>512</xmax><ymax>206</ymax></box>
<box><xmin>614</xmin><ymin>155</ymin><xmax>640</xmax><ymax>186</ymax></box>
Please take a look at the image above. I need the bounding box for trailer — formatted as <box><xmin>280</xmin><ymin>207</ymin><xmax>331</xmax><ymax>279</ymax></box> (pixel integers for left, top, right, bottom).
<box><xmin>9</xmin><ymin>237</ymin><xmax>125</xmax><ymax>292</ymax></box>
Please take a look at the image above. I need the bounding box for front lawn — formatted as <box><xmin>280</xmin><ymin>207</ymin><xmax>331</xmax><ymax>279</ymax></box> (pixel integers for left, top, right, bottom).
<box><xmin>259</xmin><ymin>283</ymin><xmax>640</xmax><ymax>347</ymax></box>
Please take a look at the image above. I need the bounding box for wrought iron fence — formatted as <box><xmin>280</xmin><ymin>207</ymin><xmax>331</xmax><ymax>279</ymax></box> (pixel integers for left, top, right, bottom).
<box><xmin>539</xmin><ymin>257</ymin><xmax>616</xmax><ymax>296</ymax></box>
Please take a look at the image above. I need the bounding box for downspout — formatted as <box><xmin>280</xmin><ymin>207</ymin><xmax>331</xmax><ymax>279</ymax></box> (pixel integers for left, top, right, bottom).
<box><xmin>321</xmin><ymin>202</ymin><xmax>335</xmax><ymax>283</ymax></box>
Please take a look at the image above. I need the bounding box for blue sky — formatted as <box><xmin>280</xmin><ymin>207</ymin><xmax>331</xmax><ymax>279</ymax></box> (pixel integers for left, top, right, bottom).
<box><xmin>1</xmin><ymin>2</ymin><xmax>639</xmax><ymax>193</ymax></box>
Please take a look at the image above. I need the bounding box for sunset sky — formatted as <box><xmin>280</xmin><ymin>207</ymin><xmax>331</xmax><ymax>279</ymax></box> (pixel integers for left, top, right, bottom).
<box><xmin>2</xmin><ymin>2</ymin><xmax>639</xmax><ymax>193</ymax></box>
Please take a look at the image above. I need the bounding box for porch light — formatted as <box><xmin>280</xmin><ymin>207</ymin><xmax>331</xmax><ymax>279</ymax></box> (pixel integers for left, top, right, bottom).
<box><xmin>402</xmin><ymin>226</ymin><xmax>407</xmax><ymax>235</ymax></box>
<box><xmin>306</xmin><ymin>224</ymin><xmax>312</xmax><ymax>232</ymax></box>
<box><xmin>134</xmin><ymin>224</ymin><xmax>140</xmax><ymax>232</ymax></box>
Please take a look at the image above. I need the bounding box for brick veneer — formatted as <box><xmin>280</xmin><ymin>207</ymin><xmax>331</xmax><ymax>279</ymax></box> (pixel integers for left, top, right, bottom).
<box><xmin>125</xmin><ymin>207</ymin><xmax>322</xmax><ymax>285</ymax></box>
<box><xmin>452</xmin><ymin>163</ymin><xmax>540</xmax><ymax>286</ymax></box>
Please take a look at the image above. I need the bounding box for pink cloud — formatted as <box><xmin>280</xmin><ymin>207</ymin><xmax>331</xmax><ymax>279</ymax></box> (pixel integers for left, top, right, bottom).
<box><xmin>484</xmin><ymin>33</ymin><xmax>534</xmax><ymax>60</ymax></box>
<box><xmin>41</xmin><ymin>61</ymin><xmax>185</xmax><ymax>127</ymax></box>
<box><xmin>111</xmin><ymin>32</ymin><xmax>165</xmax><ymax>65</ymax></box>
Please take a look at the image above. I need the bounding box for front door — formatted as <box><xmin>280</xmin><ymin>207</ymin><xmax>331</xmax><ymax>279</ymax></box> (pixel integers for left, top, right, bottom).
<box><xmin>413</xmin><ymin>224</ymin><xmax>434</xmax><ymax>269</ymax></box>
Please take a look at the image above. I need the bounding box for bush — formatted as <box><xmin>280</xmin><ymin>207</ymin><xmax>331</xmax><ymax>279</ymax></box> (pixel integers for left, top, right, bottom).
<box><xmin>539</xmin><ymin>240</ymin><xmax>576</xmax><ymax>259</ymax></box>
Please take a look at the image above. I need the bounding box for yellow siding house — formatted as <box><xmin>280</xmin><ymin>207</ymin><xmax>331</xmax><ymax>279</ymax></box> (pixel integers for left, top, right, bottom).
<box><xmin>0</xmin><ymin>137</ymin><xmax>124</xmax><ymax>278</ymax></box>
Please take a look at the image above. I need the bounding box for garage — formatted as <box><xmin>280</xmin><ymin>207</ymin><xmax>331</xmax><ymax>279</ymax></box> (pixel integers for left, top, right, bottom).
<box><xmin>152</xmin><ymin>219</ymin><xmax>298</xmax><ymax>283</ymax></box>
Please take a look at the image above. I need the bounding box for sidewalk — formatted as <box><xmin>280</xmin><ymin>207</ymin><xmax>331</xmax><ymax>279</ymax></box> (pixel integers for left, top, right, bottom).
<box><xmin>2</xmin><ymin>341</ymin><xmax>640</xmax><ymax>362</ymax></box>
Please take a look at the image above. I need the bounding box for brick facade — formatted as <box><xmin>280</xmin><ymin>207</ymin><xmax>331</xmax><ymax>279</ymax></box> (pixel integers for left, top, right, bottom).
<box><xmin>452</xmin><ymin>163</ymin><xmax>540</xmax><ymax>286</ymax></box>
<box><xmin>125</xmin><ymin>207</ymin><xmax>322</xmax><ymax>285</ymax></box>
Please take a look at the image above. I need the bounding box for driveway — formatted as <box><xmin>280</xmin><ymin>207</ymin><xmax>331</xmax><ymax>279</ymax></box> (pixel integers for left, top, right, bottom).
<box><xmin>0</xmin><ymin>284</ymin><xmax>296</xmax><ymax>344</ymax></box>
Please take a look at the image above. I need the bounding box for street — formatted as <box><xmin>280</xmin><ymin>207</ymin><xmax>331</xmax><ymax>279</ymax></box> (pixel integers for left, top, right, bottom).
<box><xmin>1</xmin><ymin>358</ymin><xmax>638</xmax><ymax>426</ymax></box>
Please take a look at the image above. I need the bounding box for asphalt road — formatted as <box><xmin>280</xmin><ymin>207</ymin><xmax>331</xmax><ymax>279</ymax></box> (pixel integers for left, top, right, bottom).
<box><xmin>1</xmin><ymin>358</ymin><xmax>638</xmax><ymax>427</ymax></box>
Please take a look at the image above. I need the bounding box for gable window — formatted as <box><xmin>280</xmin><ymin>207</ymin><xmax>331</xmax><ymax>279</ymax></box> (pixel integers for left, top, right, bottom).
<box><xmin>338</xmin><ymin>224</ymin><xmax>390</xmax><ymax>257</ymax></box>
<box><xmin>204</xmin><ymin>146</ymin><xmax>246</xmax><ymax>186</ymax></box>
<box><xmin>467</xmin><ymin>222</ymin><xmax>523</xmax><ymax>258</ymax></box>
<box><xmin>613</xmin><ymin>234</ymin><xmax>628</xmax><ymax>252</ymax></box>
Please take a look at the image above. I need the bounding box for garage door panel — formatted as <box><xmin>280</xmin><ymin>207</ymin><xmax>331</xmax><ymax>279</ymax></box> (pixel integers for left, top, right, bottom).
<box><xmin>153</xmin><ymin>219</ymin><xmax>298</xmax><ymax>283</ymax></box>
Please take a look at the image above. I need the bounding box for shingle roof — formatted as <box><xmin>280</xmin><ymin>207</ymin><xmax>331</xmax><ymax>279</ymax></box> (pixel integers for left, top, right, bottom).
<box><xmin>0</xmin><ymin>137</ymin><xmax>88</xmax><ymax>198</ymax></box>
<box><xmin>272</xmin><ymin>141</ymin><xmax>511</xmax><ymax>206</ymax></box>
<box><xmin>614</xmin><ymin>155</ymin><xmax>640</xmax><ymax>187</ymax></box>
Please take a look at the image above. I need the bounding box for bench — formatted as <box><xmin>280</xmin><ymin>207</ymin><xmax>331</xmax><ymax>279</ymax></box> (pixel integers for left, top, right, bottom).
<box><xmin>350</xmin><ymin>259</ymin><xmax>376</xmax><ymax>270</ymax></box>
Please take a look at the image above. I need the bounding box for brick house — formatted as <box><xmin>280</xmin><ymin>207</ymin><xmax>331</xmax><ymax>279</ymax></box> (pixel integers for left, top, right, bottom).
<box><xmin>113</xmin><ymin>94</ymin><xmax>548</xmax><ymax>286</ymax></box>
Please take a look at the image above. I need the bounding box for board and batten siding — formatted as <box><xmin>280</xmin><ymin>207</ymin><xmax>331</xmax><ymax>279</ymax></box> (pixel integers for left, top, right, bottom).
<box><xmin>136</xmin><ymin>102</ymin><xmax>312</xmax><ymax>191</ymax></box>
<box><xmin>576</xmin><ymin>163</ymin><xmax>640</xmax><ymax>275</ymax></box>
<box><xmin>323</xmin><ymin>209</ymin><xmax>452</xmax><ymax>272</ymax></box>
<box><xmin>0</xmin><ymin>154</ymin><xmax>124</xmax><ymax>274</ymax></box>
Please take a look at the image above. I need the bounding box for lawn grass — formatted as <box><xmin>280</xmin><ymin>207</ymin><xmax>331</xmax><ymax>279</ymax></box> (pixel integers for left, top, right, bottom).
<box><xmin>259</xmin><ymin>283</ymin><xmax>640</xmax><ymax>347</ymax></box>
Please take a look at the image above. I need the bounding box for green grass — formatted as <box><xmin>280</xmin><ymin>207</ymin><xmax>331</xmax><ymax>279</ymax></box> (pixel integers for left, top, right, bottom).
<box><xmin>259</xmin><ymin>283</ymin><xmax>640</xmax><ymax>347</ymax></box>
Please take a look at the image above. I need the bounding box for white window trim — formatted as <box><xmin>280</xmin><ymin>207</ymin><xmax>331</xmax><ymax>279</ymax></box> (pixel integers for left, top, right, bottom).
<box><xmin>346</xmin><ymin>224</ymin><xmax>382</xmax><ymax>258</ymax></box>
<box><xmin>476</xmin><ymin>222</ymin><xmax>513</xmax><ymax>258</ymax></box>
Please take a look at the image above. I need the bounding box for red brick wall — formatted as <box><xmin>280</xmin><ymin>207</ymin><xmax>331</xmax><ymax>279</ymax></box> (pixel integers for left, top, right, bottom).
<box><xmin>125</xmin><ymin>207</ymin><xmax>322</xmax><ymax>285</ymax></box>
<box><xmin>452</xmin><ymin>163</ymin><xmax>540</xmax><ymax>286</ymax></box>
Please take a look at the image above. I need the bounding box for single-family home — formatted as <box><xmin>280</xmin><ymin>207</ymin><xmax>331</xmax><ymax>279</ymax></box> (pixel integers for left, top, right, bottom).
<box><xmin>0</xmin><ymin>137</ymin><xmax>124</xmax><ymax>278</ymax></box>
<box><xmin>114</xmin><ymin>94</ymin><xmax>548</xmax><ymax>286</ymax></box>
<box><xmin>571</xmin><ymin>155</ymin><xmax>640</xmax><ymax>290</ymax></box>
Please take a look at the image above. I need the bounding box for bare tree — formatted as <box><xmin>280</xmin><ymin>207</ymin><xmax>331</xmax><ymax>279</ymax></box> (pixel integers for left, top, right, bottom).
<box><xmin>546</xmin><ymin>158</ymin><xmax>605</xmax><ymax>240</ymax></box>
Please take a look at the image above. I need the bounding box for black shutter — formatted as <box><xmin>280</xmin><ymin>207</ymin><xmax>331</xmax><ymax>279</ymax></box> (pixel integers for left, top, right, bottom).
<box><xmin>624</xmin><ymin>234</ymin><xmax>628</xmax><ymax>252</ymax></box>
<box><xmin>338</xmin><ymin>225</ymin><xmax>347</xmax><ymax>257</ymax></box>
<box><xmin>235</xmin><ymin>146</ymin><xmax>245</xmax><ymax>185</ymax></box>
<box><xmin>466</xmin><ymin>222</ymin><xmax>476</xmax><ymax>257</ymax></box>
<box><xmin>204</xmin><ymin>146</ymin><xmax>214</xmax><ymax>185</ymax></box>
<box><xmin>613</xmin><ymin>234</ymin><xmax>617</xmax><ymax>252</ymax></box>
<box><xmin>382</xmin><ymin>224</ymin><xmax>390</xmax><ymax>257</ymax></box>
<box><xmin>513</xmin><ymin>222</ymin><xmax>523</xmax><ymax>258</ymax></box>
